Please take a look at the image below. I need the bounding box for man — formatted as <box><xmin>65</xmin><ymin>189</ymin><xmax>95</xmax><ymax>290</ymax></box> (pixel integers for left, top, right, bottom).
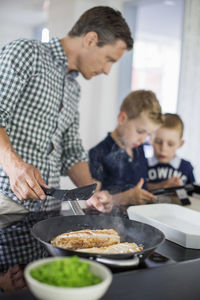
<box><xmin>0</xmin><ymin>6</ymin><xmax>133</xmax><ymax>214</ymax></box>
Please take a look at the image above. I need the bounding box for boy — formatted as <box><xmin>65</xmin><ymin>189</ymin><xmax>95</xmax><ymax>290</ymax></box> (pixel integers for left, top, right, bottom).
<box><xmin>146</xmin><ymin>113</ymin><xmax>195</xmax><ymax>190</ymax></box>
<box><xmin>89</xmin><ymin>90</ymin><xmax>163</xmax><ymax>206</ymax></box>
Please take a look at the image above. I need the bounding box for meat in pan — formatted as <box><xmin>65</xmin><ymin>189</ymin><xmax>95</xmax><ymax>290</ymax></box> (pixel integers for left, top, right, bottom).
<box><xmin>51</xmin><ymin>228</ymin><xmax>143</xmax><ymax>254</ymax></box>
<box><xmin>76</xmin><ymin>242</ymin><xmax>143</xmax><ymax>254</ymax></box>
<box><xmin>51</xmin><ymin>229</ymin><xmax>120</xmax><ymax>250</ymax></box>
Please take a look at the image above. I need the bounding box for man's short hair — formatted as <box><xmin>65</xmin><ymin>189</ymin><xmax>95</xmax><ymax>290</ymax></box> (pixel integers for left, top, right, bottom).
<box><xmin>162</xmin><ymin>113</ymin><xmax>184</xmax><ymax>138</ymax></box>
<box><xmin>68</xmin><ymin>6</ymin><xmax>133</xmax><ymax>50</ymax></box>
<box><xmin>120</xmin><ymin>90</ymin><xmax>163</xmax><ymax>125</ymax></box>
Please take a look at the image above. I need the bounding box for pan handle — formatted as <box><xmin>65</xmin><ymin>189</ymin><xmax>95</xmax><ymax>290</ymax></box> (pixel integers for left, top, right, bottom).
<box><xmin>95</xmin><ymin>255</ymin><xmax>140</xmax><ymax>268</ymax></box>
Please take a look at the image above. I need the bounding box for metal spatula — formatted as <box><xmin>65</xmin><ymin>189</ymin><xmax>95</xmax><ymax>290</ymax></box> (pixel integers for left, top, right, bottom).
<box><xmin>42</xmin><ymin>183</ymin><xmax>97</xmax><ymax>201</ymax></box>
<box><xmin>42</xmin><ymin>183</ymin><xmax>97</xmax><ymax>215</ymax></box>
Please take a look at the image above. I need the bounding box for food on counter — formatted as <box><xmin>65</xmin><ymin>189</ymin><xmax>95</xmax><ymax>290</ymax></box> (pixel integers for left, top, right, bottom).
<box><xmin>30</xmin><ymin>256</ymin><xmax>101</xmax><ymax>287</ymax></box>
<box><xmin>76</xmin><ymin>242</ymin><xmax>143</xmax><ymax>254</ymax></box>
<box><xmin>51</xmin><ymin>229</ymin><xmax>120</xmax><ymax>250</ymax></box>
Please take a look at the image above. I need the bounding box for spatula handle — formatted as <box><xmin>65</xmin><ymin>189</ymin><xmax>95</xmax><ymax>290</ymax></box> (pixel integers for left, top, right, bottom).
<box><xmin>41</xmin><ymin>187</ymin><xmax>55</xmax><ymax>196</ymax></box>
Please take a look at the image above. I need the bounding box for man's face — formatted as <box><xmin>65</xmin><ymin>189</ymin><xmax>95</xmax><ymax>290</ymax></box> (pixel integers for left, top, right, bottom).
<box><xmin>153</xmin><ymin>127</ymin><xmax>183</xmax><ymax>163</ymax></box>
<box><xmin>77</xmin><ymin>38</ymin><xmax>127</xmax><ymax>79</ymax></box>
<box><xmin>117</xmin><ymin>112</ymin><xmax>160</xmax><ymax>150</ymax></box>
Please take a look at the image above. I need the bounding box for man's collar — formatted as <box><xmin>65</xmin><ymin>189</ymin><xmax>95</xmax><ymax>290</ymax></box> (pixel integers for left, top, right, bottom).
<box><xmin>48</xmin><ymin>37</ymin><xmax>68</xmax><ymax>67</ymax></box>
<box><xmin>48</xmin><ymin>37</ymin><xmax>79</xmax><ymax>78</ymax></box>
<box><xmin>148</xmin><ymin>155</ymin><xmax>181</xmax><ymax>168</ymax></box>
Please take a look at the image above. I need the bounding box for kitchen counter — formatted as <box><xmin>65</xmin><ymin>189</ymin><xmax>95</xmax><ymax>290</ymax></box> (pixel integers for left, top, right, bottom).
<box><xmin>0</xmin><ymin>196</ymin><xmax>200</xmax><ymax>300</ymax></box>
<box><xmin>187</xmin><ymin>195</ymin><xmax>200</xmax><ymax>212</ymax></box>
<box><xmin>1</xmin><ymin>258</ymin><xmax>200</xmax><ymax>300</ymax></box>
<box><xmin>103</xmin><ymin>258</ymin><xmax>200</xmax><ymax>300</ymax></box>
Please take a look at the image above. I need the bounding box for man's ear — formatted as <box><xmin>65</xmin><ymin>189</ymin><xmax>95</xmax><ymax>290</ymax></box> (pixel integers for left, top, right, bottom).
<box><xmin>118</xmin><ymin>111</ymin><xmax>128</xmax><ymax>125</ymax></box>
<box><xmin>179</xmin><ymin>139</ymin><xmax>185</xmax><ymax>148</ymax></box>
<box><xmin>83</xmin><ymin>32</ymin><xmax>98</xmax><ymax>48</ymax></box>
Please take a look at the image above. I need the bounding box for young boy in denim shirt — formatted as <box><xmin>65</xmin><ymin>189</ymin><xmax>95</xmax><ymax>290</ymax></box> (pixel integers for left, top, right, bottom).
<box><xmin>89</xmin><ymin>90</ymin><xmax>163</xmax><ymax>206</ymax></box>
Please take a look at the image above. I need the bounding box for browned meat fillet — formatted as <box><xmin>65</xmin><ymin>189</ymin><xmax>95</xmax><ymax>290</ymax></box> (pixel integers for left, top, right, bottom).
<box><xmin>51</xmin><ymin>229</ymin><xmax>120</xmax><ymax>250</ymax></box>
<box><xmin>76</xmin><ymin>242</ymin><xmax>143</xmax><ymax>254</ymax></box>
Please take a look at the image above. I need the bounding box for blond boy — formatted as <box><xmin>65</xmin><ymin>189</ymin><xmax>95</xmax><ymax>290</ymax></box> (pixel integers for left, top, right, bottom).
<box><xmin>89</xmin><ymin>90</ymin><xmax>163</xmax><ymax>206</ymax></box>
<box><xmin>147</xmin><ymin>113</ymin><xmax>195</xmax><ymax>190</ymax></box>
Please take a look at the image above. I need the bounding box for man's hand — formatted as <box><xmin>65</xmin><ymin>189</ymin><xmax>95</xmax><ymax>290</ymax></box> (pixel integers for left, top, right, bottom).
<box><xmin>0</xmin><ymin>128</ymin><xmax>48</xmax><ymax>201</ymax></box>
<box><xmin>128</xmin><ymin>178</ymin><xmax>157</xmax><ymax>205</ymax></box>
<box><xmin>86</xmin><ymin>190</ymin><xmax>113</xmax><ymax>213</ymax></box>
<box><xmin>6</xmin><ymin>160</ymin><xmax>48</xmax><ymax>201</ymax></box>
<box><xmin>0</xmin><ymin>265</ymin><xmax>27</xmax><ymax>292</ymax></box>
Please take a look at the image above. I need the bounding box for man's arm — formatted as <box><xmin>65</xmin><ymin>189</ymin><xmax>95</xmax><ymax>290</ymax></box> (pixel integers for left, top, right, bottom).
<box><xmin>0</xmin><ymin>40</ymin><xmax>48</xmax><ymax>201</ymax></box>
<box><xmin>67</xmin><ymin>161</ymin><xmax>100</xmax><ymax>188</ymax></box>
<box><xmin>0</xmin><ymin>127</ymin><xmax>47</xmax><ymax>201</ymax></box>
<box><xmin>67</xmin><ymin>162</ymin><xmax>113</xmax><ymax>212</ymax></box>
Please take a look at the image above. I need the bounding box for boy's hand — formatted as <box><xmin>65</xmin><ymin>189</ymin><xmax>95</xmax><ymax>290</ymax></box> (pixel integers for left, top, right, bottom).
<box><xmin>129</xmin><ymin>178</ymin><xmax>157</xmax><ymax>205</ymax></box>
<box><xmin>86</xmin><ymin>190</ymin><xmax>113</xmax><ymax>213</ymax></box>
<box><xmin>149</xmin><ymin>177</ymin><xmax>182</xmax><ymax>189</ymax></box>
<box><xmin>147</xmin><ymin>177</ymin><xmax>183</xmax><ymax>190</ymax></box>
<box><xmin>161</xmin><ymin>177</ymin><xmax>182</xmax><ymax>188</ymax></box>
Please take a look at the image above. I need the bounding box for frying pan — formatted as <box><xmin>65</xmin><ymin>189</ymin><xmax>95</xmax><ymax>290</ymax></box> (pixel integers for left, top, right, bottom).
<box><xmin>31</xmin><ymin>215</ymin><xmax>165</xmax><ymax>269</ymax></box>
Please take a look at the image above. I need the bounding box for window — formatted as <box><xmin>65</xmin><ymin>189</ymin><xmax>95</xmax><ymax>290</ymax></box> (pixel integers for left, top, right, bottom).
<box><xmin>131</xmin><ymin>0</ymin><xmax>184</xmax><ymax>113</ymax></box>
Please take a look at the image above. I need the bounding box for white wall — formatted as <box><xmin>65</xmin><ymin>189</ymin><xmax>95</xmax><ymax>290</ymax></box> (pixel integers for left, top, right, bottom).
<box><xmin>177</xmin><ymin>0</ymin><xmax>200</xmax><ymax>182</ymax></box>
<box><xmin>0</xmin><ymin>0</ymin><xmax>46</xmax><ymax>47</ymax></box>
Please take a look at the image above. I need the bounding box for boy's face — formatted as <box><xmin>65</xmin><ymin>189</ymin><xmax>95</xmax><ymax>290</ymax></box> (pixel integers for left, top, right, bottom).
<box><xmin>117</xmin><ymin>112</ymin><xmax>160</xmax><ymax>149</ymax></box>
<box><xmin>153</xmin><ymin>127</ymin><xmax>184</xmax><ymax>163</ymax></box>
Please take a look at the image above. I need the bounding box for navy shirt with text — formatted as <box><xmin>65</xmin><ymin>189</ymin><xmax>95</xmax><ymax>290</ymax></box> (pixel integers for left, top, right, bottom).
<box><xmin>147</xmin><ymin>155</ymin><xmax>195</xmax><ymax>184</ymax></box>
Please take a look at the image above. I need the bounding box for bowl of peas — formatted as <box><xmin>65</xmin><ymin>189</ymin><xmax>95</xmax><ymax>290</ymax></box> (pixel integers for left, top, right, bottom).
<box><xmin>24</xmin><ymin>256</ymin><xmax>112</xmax><ymax>300</ymax></box>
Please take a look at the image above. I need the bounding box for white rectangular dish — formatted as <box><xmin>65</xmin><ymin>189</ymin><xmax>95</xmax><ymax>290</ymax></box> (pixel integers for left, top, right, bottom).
<box><xmin>127</xmin><ymin>203</ymin><xmax>200</xmax><ymax>249</ymax></box>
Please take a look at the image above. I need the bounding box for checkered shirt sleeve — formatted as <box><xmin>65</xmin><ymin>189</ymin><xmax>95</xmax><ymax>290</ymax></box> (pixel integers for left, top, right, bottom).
<box><xmin>0</xmin><ymin>40</ymin><xmax>35</xmax><ymax>130</ymax></box>
<box><xmin>0</xmin><ymin>38</ymin><xmax>88</xmax><ymax>211</ymax></box>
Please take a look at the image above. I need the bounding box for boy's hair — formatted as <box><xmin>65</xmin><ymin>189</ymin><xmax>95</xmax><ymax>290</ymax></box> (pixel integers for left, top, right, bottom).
<box><xmin>68</xmin><ymin>6</ymin><xmax>133</xmax><ymax>50</ymax></box>
<box><xmin>120</xmin><ymin>90</ymin><xmax>163</xmax><ymax>125</ymax></box>
<box><xmin>162</xmin><ymin>113</ymin><xmax>184</xmax><ymax>138</ymax></box>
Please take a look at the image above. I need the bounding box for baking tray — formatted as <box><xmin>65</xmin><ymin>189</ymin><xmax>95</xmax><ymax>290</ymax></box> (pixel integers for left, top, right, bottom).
<box><xmin>127</xmin><ymin>203</ymin><xmax>200</xmax><ymax>249</ymax></box>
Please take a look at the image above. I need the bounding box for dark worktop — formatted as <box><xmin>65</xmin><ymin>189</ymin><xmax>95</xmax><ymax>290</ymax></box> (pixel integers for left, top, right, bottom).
<box><xmin>1</xmin><ymin>259</ymin><xmax>200</xmax><ymax>300</ymax></box>
<box><xmin>0</xmin><ymin>208</ymin><xmax>200</xmax><ymax>300</ymax></box>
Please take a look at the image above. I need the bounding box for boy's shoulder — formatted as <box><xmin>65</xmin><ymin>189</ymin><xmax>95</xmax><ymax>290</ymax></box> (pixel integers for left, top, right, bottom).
<box><xmin>136</xmin><ymin>144</ymin><xmax>146</xmax><ymax>155</ymax></box>
<box><xmin>89</xmin><ymin>133</ymin><xmax>115</xmax><ymax>156</ymax></box>
<box><xmin>179</xmin><ymin>157</ymin><xmax>194</xmax><ymax>169</ymax></box>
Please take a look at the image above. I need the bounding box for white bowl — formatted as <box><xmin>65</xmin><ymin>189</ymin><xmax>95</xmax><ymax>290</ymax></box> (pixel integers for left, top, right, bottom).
<box><xmin>24</xmin><ymin>257</ymin><xmax>112</xmax><ymax>300</ymax></box>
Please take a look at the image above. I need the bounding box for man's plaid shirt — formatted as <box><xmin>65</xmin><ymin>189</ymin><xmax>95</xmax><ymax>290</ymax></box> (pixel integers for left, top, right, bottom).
<box><xmin>0</xmin><ymin>212</ymin><xmax>57</xmax><ymax>273</ymax></box>
<box><xmin>0</xmin><ymin>37</ymin><xmax>88</xmax><ymax>211</ymax></box>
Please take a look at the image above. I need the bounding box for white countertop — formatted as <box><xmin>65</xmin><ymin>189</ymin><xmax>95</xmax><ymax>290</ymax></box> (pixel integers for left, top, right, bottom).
<box><xmin>187</xmin><ymin>195</ymin><xmax>200</xmax><ymax>212</ymax></box>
